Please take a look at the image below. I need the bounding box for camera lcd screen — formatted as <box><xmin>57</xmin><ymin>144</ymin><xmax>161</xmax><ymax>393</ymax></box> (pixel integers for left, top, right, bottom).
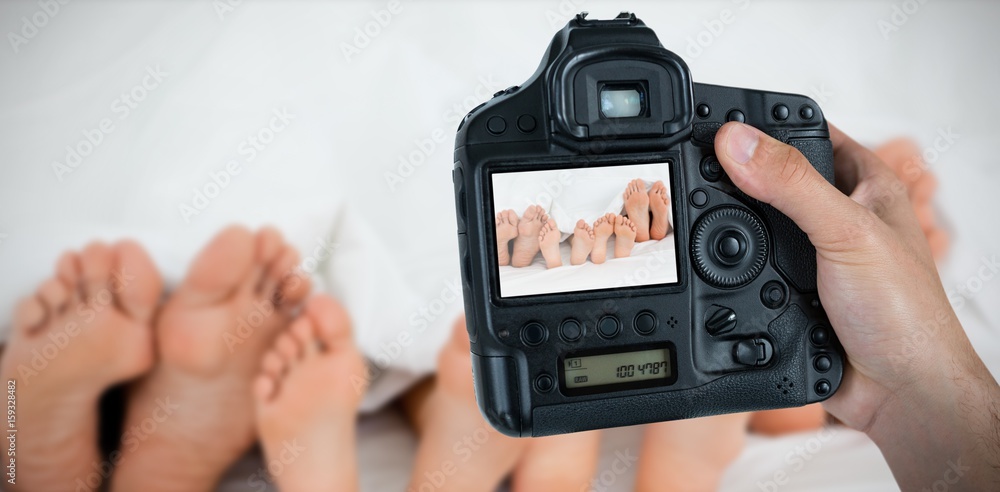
<box><xmin>563</xmin><ymin>348</ymin><xmax>672</xmax><ymax>389</ymax></box>
<box><xmin>491</xmin><ymin>163</ymin><xmax>678</xmax><ymax>298</ymax></box>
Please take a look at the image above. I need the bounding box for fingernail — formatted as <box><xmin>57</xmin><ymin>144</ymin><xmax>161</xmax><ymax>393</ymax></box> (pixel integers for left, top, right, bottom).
<box><xmin>727</xmin><ymin>123</ymin><xmax>759</xmax><ymax>165</ymax></box>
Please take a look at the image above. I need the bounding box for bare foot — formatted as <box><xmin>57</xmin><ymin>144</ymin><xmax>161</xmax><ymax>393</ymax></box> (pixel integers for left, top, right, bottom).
<box><xmin>749</xmin><ymin>404</ymin><xmax>827</xmax><ymax>436</ymax></box>
<box><xmin>0</xmin><ymin>241</ymin><xmax>161</xmax><ymax>492</ymax></box>
<box><xmin>648</xmin><ymin>180</ymin><xmax>673</xmax><ymax>241</ymax></box>
<box><xmin>254</xmin><ymin>296</ymin><xmax>366</xmax><ymax>492</ymax></box>
<box><xmin>538</xmin><ymin>218</ymin><xmax>562</xmax><ymax>269</ymax></box>
<box><xmin>591</xmin><ymin>213</ymin><xmax>616</xmax><ymax>265</ymax></box>
<box><xmin>495</xmin><ymin>210</ymin><xmax>519</xmax><ymax>266</ymax></box>
<box><xmin>112</xmin><ymin>226</ymin><xmax>311</xmax><ymax>492</ymax></box>
<box><xmin>624</xmin><ymin>178</ymin><xmax>651</xmax><ymax>242</ymax></box>
<box><xmin>613</xmin><ymin>215</ymin><xmax>637</xmax><ymax>259</ymax></box>
<box><xmin>635</xmin><ymin>413</ymin><xmax>750</xmax><ymax>492</ymax></box>
<box><xmin>406</xmin><ymin>318</ymin><xmax>527</xmax><ymax>492</ymax></box>
<box><xmin>570</xmin><ymin>219</ymin><xmax>596</xmax><ymax>265</ymax></box>
<box><xmin>511</xmin><ymin>431</ymin><xmax>603</xmax><ymax>492</ymax></box>
<box><xmin>511</xmin><ymin>205</ymin><xmax>547</xmax><ymax>268</ymax></box>
<box><xmin>874</xmin><ymin>139</ymin><xmax>949</xmax><ymax>259</ymax></box>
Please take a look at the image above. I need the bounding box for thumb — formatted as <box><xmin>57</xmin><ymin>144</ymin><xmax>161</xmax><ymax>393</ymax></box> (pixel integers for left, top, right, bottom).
<box><xmin>714</xmin><ymin>122</ymin><xmax>869</xmax><ymax>251</ymax></box>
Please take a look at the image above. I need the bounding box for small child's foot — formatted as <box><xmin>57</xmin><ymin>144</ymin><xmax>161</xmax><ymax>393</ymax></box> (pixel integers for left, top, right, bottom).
<box><xmin>254</xmin><ymin>296</ymin><xmax>367</xmax><ymax>492</ymax></box>
<box><xmin>538</xmin><ymin>218</ymin><xmax>563</xmax><ymax>269</ymax></box>
<box><xmin>495</xmin><ymin>210</ymin><xmax>519</xmax><ymax>266</ymax></box>
<box><xmin>874</xmin><ymin>138</ymin><xmax>949</xmax><ymax>259</ymax></box>
<box><xmin>406</xmin><ymin>318</ymin><xmax>527</xmax><ymax>492</ymax></box>
<box><xmin>511</xmin><ymin>431</ymin><xmax>603</xmax><ymax>492</ymax></box>
<box><xmin>613</xmin><ymin>215</ymin><xmax>637</xmax><ymax>259</ymax></box>
<box><xmin>624</xmin><ymin>179</ymin><xmax>651</xmax><ymax>242</ymax></box>
<box><xmin>749</xmin><ymin>404</ymin><xmax>827</xmax><ymax>436</ymax></box>
<box><xmin>112</xmin><ymin>226</ymin><xmax>311</xmax><ymax>492</ymax></box>
<box><xmin>570</xmin><ymin>219</ymin><xmax>596</xmax><ymax>265</ymax></box>
<box><xmin>511</xmin><ymin>205</ymin><xmax>547</xmax><ymax>267</ymax></box>
<box><xmin>636</xmin><ymin>413</ymin><xmax>750</xmax><ymax>492</ymax></box>
<box><xmin>648</xmin><ymin>180</ymin><xmax>673</xmax><ymax>241</ymax></box>
<box><xmin>0</xmin><ymin>241</ymin><xmax>161</xmax><ymax>491</ymax></box>
<box><xmin>591</xmin><ymin>213</ymin><xmax>616</xmax><ymax>265</ymax></box>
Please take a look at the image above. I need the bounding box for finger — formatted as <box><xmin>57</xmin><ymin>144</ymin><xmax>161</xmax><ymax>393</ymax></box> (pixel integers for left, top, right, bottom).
<box><xmin>715</xmin><ymin>122</ymin><xmax>872</xmax><ymax>251</ymax></box>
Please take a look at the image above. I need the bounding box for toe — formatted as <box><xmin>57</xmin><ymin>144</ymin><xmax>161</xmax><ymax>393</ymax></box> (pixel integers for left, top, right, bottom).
<box><xmin>253</xmin><ymin>374</ymin><xmax>277</xmax><ymax>403</ymax></box>
<box><xmin>80</xmin><ymin>242</ymin><xmax>114</xmax><ymax>299</ymax></box>
<box><xmin>261</xmin><ymin>350</ymin><xmax>287</xmax><ymax>378</ymax></box>
<box><xmin>178</xmin><ymin>225</ymin><xmax>255</xmax><ymax>306</ymax></box>
<box><xmin>56</xmin><ymin>251</ymin><xmax>82</xmax><ymax>297</ymax></box>
<box><xmin>253</xmin><ymin>227</ymin><xmax>285</xmax><ymax>291</ymax></box>
<box><xmin>37</xmin><ymin>278</ymin><xmax>70</xmax><ymax>314</ymax></box>
<box><xmin>268</xmin><ymin>247</ymin><xmax>305</xmax><ymax>307</ymax></box>
<box><xmin>275</xmin><ymin>333</ymin><xmax>301</xmax><ymax>363</ymax></box>
<box><xmin>306</xmin><ymin>295</ymin><xmax>353</xmax><ymax>349</ymax></box>
<box><xmin>290</xmin><ymin>317</ymin><xmax>319</xmax><ymax>356</ymax></box>
<box><xmin>13</xmin><ymin>296</ymin><xmax>46</xmax><ymax>334</ymax></box>
<box><xmin>112</xmin><ymin>240</ymin><xmax>163</xmax><ymax>322</ymax></box>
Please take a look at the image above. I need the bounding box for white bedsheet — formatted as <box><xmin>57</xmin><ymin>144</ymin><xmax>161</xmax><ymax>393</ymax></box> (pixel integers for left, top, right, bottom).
<box><xmin>1</xmin><ymin>1</ymin><xmax>998</xmax><ymax>491</ymax></box>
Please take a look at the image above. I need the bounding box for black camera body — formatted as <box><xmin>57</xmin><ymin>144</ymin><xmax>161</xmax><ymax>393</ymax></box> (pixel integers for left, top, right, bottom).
<box><xmin>452</xmin><ymin>12</ymin><xmax>844</xmax><ymax>437</ymax></box>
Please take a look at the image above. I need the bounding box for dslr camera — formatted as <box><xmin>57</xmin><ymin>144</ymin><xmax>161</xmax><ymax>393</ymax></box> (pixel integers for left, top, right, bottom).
<box><xmin>452</xmin><ymin>12</ymin><xmax>844</xmax><ymax>437</ymax></box>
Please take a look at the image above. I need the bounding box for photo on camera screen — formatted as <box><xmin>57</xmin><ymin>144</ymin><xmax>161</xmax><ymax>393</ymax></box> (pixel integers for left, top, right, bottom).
<box><xmin>492</xmin><ymin>163</ymin><xmax>679</xmax><ymax>298</ymax></box>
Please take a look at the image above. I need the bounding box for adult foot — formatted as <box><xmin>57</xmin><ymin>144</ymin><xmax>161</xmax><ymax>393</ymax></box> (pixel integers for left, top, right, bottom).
<box><xmin>635</xmin><ymin>413</ymin><xmax>750</xmax><ymax>492</ymax></box>
<box><xmin>406</xmin><ymin>318</ymin><xmax>527</xmax><ymax>492</ymax></box>
<box><xmin>591</xmin><ymin>213</ymin><xmax>616</xmax><ymax>265</ymax></box>
<box><xmin>648</xmin><ymin>180</ymin><xmax>673</xmax><ymax>241</ymax></box>
<box><xmin>111</xmin><ymin>226</ymin><xmax>311</xmax><ymax>492</ymax></box>
<box><xmin>624</xmin><ymin>179</ymin><xmax>651</xmax><ymax>242</ymax></box>
<box><xmin>511</xmin><ymin>205</ymin><xmax>547</xmax><ymax>268</ymax></box>
<box><xmin>254</xmin><ymin>296</ymin><xmax>367</xmax><ymax>492</ymax></box>
<box><xmin>495</xmin><ymin>210</ymin><xmax>519</xmax><ymax>267</ymax></box>
<box><xmin>570</xmin><ymin>219</ymin><xmax>596</xmax><ymax>266</ymax></box>
<box><xmin>874</xmin><ymin>139</ymin><xmax>949</xmax><ymax>259</ymax></box>
<box><xmin>538</xmin><ymin>218</ymin><xmax>562</xmax><ymax>269</ymax></box>
<box><xmin>613</xmin><ymin>215</ymin><xmax>637</xmax><ymax>259</ymax></box>
<box><xmin>0</xmin><ymin>241</ymin><xmax>161</xmax><ymax>492</ymax></box>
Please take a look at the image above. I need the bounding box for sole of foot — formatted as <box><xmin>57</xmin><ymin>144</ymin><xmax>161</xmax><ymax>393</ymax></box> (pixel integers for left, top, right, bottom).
<box><xmin>648</xmin><ymin>180</ymin><xmax>672</xmax><ymax>241</ymax></box>
<box><xmin>511</xmin><ymin>205</ymin><xmax>546</xmax><ymax>268</ymax></box>
<box><xmin>254</xmin><ymin>295</ymin><xmax>367</xmax><ymax>492</ymax></box>
<box><xmin>635</xmin><ymin>413</ymin><xmax>750</xmax><ymax>492</ymax></box>
<box><xmin>613</xmin><ymin>215</ymin><xmax>637</xmax><ymax>259</ymax></box>
<box><xmin>538</xmin><ymin>218</ymin><xmax>562</xmax><ymax>269</ymax></box>
<box><xmin>591</xmin><ymin>213</ymin><xmax>616</xmax><ymax>265</ymax></box>
<box><xmin>624</xmin><ymin>178</ymin><xmax>651</xmax><ymax>242</ymax></box>
<box><xmin>111</xmin><ymin>226</ymin><xmax>311</xmax><ymax>492</ymax></box>
<box><xmin>495</xmin><ymin>209</ymin><xmax>519</xmax><ymax>267</ymax></box>
<box><xmin>570</xmin><ymin>219</ymin><xmax>596</xmax><ymax>266</ymax></box>
<box><xmin>0</xmin><ymin>241</ymin><xmax>162</xmax><ymax>492</ymax></box>
<box><xmin>407</xmin><ymin>318</ymin><xmax>527</xmax><ymax>492</ymax></box>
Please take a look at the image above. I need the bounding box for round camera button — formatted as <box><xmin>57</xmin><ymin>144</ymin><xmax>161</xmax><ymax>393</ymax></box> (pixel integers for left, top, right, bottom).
<box><xmin>815</xmin><ymin>379</ymin><xmax>832</xmax><ymax>396</ymax></box>
<box><xmin>517</xmin><ymin>114</ymin><xmax>536</xmax><ymax>133</ymax></box>
<box><xmin>597</xmin><ymin>316</ymin><xmax>620</xmax><ymax>339</ymax></box>
<box><xmin>814</xmin><ymin>354</ymin><xmax>832</xmax><ymax>373</ymax></box>
<box><xmin>700</xmin><ymin>156</ymin><xmax>723</xmax><ymax>182</ymax></box>
<box><xmin>486</xmin><ymin>115</ymin><xmax>507</xmax><ymax>135</ymax></box>
<box><xmin>727</xmin><ymin>109</ymin><xmax>746</xmax><ymax>123</ymax></box>
<box><xmin>521</xmin><ymin>322</ymin><xmax>547</xmax><ymax>346</ymax></box>
<box><xmin>534</xmin><ymin>374</ymin><xmax>554</xmax><ymax>393</ymax></box>
<box><xmin>810</xmin><ymin>326</ymin><xmax>830</xmax><ymax>346</ymax></box>
<box><xmin>799</xmin><ymin>105</ymin><xmax>815</xmax><ymax>120</ymax></box>
<box><xmin>772</xmin><ymin>104</ymin><xmax>790</xmax><ymax>121</ymax></box>
<box><xmin>696</xmin><ymin>103</ymin><xmax>711</xmax><ymax>118</ymax></box>
<box><xmin>634</xmin><ymin>312</ymin><xmax>656</xmax><ymax>335</ymax></box>
<box><xmin>760</xmin><ymin>281</ymin><xmax>787</xmax><ymax>309</ymax></box>
<box><xmin>559</xmin><ymin>319</ymin><xmax>583</xmax><ymax>342</ymax></box>
<box><xmin>718</xmin><ymin>235</ymin><xmax>742</xmax><ymax>259</ymax></box>
<box><xmin>690</xmin><ymin>189</ymin><xmax>709</xmax><ymax>208</ymax></box>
